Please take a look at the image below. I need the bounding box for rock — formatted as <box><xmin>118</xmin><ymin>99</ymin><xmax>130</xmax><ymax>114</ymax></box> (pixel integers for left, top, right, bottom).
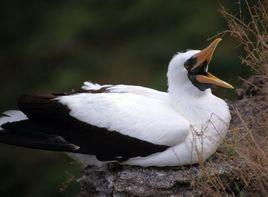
<box><xmin>79</xmin><ymin>161</ymin><xmax>237</xmax><ymax>196</ymax></box>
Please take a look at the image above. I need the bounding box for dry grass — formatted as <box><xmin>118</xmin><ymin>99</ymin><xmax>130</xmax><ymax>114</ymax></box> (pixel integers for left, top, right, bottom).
<box><xmin>219</xmin><ymin>0</ymin><xmax>268</xmax><ymax>75</ymax></box>
<box><xmin>196</xmin><ymin>0</ymin><xmax>268</xmax><ymax>196</ymax></box>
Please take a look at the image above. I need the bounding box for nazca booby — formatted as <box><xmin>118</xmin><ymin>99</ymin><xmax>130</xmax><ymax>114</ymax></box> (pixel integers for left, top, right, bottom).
<box><xmin>0</xmin><ymin>38</ymin><xmax>233</xmax><ymax>167</ymax></box>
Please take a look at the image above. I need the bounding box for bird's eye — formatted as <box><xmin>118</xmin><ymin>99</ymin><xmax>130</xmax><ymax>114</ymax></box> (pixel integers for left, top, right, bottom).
<box><xmin>184</xmin><ymin>56</ymin><xmax>197</xmax><ymax>70</ymax></box>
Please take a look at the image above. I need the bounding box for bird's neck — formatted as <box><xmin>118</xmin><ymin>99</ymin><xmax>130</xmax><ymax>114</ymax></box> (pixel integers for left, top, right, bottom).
<box><xmin>168</xmin><ymin>77</ymin><xmax>228</xmax><ymax>123</ymax></box>
<box><xmin>167</xmin><ymin>62</ymin><xmax>230</xmax><ymax>124</ymax></box>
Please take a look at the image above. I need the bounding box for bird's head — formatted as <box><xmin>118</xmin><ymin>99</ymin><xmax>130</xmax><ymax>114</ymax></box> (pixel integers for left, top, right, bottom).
<box><xmin>168</xmin><ymin>38</ymin><xmax>234</xmax><ymax>95</ymax></box>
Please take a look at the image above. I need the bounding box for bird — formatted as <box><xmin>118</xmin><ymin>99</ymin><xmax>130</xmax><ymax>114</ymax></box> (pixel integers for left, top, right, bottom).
<box><xmin>0</xmin><ymin>38</ymin><xmax>233</xmax><ymax>167</ymax></box>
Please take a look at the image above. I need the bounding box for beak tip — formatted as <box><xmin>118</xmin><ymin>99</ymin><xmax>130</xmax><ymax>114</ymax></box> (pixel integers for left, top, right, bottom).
<box><xmin>214</xmin><ymin>38</ymin><xmax>222</xmax><ymax>43</ymax></box>
<box><xmin>223</xmin><ymin>82</ymin><xmax>234</xmax><ymax>89</ymax></box>
<box><xmin>227</xmin><ymin>84</ymin><xmax>234</xmax><ymax>89</ymax></box>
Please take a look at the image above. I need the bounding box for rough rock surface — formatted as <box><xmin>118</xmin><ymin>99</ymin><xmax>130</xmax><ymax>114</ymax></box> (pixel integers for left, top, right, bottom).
<box><xmin>79</xmin><ymin>159</ymin><xmax>243</xmax><ymax>197</ymax></box>
<box><xmin>79</xmin><ymin>75</ymin><xmax>268</xmax><ymax>197</ymax></box>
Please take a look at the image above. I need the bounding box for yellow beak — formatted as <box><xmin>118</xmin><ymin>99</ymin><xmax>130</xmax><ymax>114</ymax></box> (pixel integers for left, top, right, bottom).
<box><xmin>192</xmin><ymin>38</ymin><xmax>234</xmax><ymax>89</ymax></box>
<box><xmin>196</xmin><ymin>72</ymin><xmax>234</xmax><ymax>89</ymax></box>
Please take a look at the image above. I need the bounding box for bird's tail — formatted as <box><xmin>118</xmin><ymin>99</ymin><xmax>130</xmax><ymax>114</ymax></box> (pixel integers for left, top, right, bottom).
<box><xmin>0</xmin><ymin>110</ymin><xmax>79</xmax><ymax>152</ymax></box>
<box><xmin>0</xmin><ymin>110</ymin><xmax>28</xmax><ymax>129</ymax></box>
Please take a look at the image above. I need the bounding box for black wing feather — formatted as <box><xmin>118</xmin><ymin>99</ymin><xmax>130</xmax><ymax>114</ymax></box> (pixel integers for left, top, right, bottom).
<box><xmin>0</xmin><ymin>93</ymin><xmax>169</xmax><ymax>162</ymax></box>
<box><xmin>0</xmin><ymin>115</ymin><xmax>79</xmax><ymax>152</ymax></box>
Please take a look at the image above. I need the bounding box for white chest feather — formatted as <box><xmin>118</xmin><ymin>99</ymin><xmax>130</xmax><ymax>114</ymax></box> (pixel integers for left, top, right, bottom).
<box><xmin>125</xmin><ymin>91</ymin><xmax>231</xmax><ymax>166</ymax></box>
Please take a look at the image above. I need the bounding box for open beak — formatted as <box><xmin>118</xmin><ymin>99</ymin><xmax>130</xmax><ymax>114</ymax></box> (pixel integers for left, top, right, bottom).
<box><xmin>192</xmin><ymin>38</ymin><xmax>234</xmax><ymax>89</ymax></box>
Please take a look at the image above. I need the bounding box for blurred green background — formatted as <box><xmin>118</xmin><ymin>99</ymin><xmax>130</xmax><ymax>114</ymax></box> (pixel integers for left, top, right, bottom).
<box><xmin>0</xmin><ymin>1</ymin><xmax>251</xmax><ymax>196</ymax></box>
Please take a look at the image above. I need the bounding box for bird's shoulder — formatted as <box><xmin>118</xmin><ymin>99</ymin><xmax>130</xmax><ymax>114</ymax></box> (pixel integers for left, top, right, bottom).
<box><xmin>81</xmin><ymin>81</ymin><xmax>168</xmax><ymax>101</ymax></box>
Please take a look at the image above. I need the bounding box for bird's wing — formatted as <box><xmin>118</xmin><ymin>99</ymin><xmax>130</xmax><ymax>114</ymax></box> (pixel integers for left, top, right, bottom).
<box><xmin>0</xmin><ymin>87</ymin><xmax>189</xmax><ymax>162</ymax></box>
<box><xmin>57</xmin><ymin>91</ymin><xmax>189</xmax><ymax>146</ymax></box>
